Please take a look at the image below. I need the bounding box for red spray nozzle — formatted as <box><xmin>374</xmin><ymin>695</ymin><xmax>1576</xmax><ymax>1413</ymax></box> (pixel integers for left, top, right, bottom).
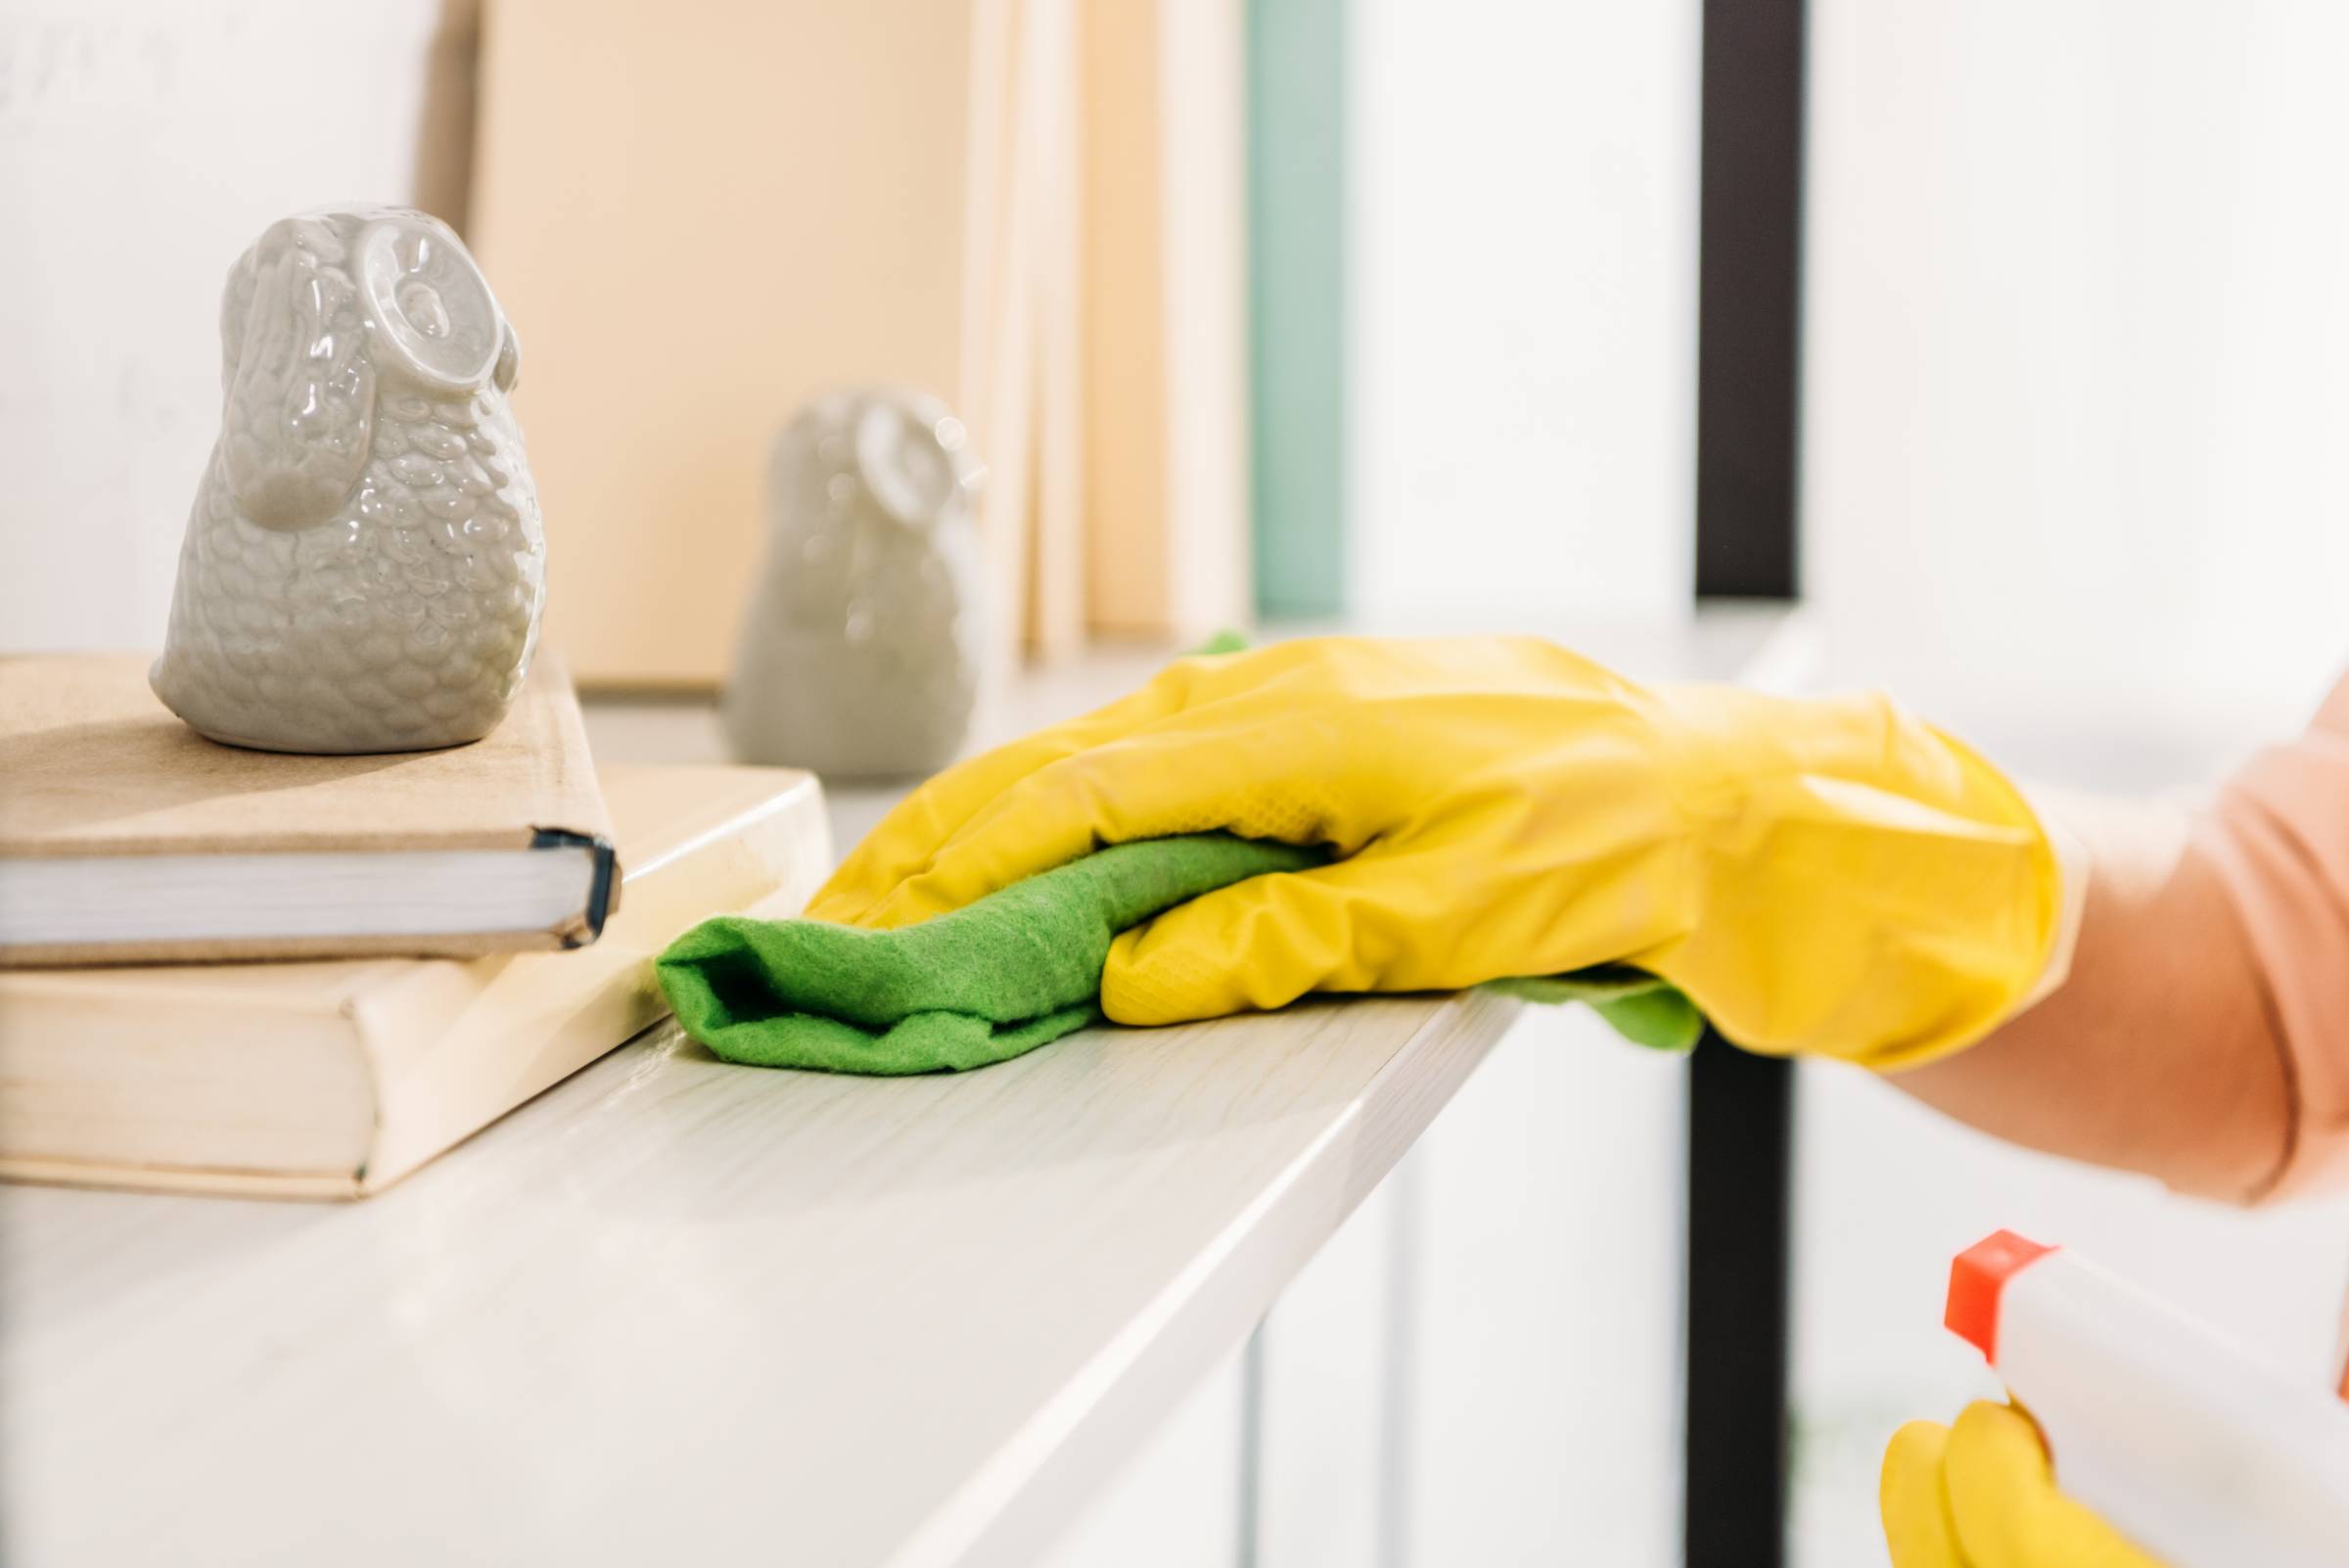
<box><xmin>1946</xmin><ymin>1229</ymin><xmax>2058</xmax><ymax>1362</ymax></box>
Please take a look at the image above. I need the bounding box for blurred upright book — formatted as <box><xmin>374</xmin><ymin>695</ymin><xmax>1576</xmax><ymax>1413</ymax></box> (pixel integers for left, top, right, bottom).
<box><xmin>0</xmin><ymin>765</ymin><xmax>828</xmax><ymax>1199</ymax></box>
<box><xmin>472</xmin><ymin>0</ymin><xmax>1012</xmax><ymax>686</ymax></box>
<box><xmin>1079</xmin><ymin>0</ymin><xmax>1252</xmax><ymax>644</ymax></box>
<box><xmin>468</xmin><ymin>0</ymin><xmax>1249</xmax><ymax>687</ymax></box>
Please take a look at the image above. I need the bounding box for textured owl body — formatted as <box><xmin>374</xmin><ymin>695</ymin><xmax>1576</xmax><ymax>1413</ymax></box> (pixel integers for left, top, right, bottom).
<box><xmin>155</xmin><ymin>392</ymin><xmax>543</xmax><ymax>753</ymax></box>
<box><xmin>724</xmin><ymin>391</ymin><xmax>985</xmax><ymax>778</ymax></box>
<box><xmin>151</xmin><ymin>206</ymin><xmax>544</xmax><ymax>754</ymax></box>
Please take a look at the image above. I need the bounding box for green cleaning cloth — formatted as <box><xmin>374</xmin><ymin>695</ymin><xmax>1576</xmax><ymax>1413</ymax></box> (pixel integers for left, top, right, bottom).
<box><xmin>656</xmin><ymin>832</ymin><xmax>1702</xmax><ymax>1075</ymax></box>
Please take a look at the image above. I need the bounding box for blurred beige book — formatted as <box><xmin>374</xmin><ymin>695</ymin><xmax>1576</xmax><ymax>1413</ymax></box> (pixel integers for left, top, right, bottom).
<box><xmin>0</xmin><ymin>764</ymin><xmax>828</xmax><ymax>1200</ymax></box>
<box><xmin>468</xmin><ymin>0</ymin><xmax>1246</xmax><ymax>687</ymax></box>
<box><xmin>1080</xmin><ymin>0</ymin><xmax>1252</xmax><ymax>642</ymax></box>
<box><xmin>471</xmin><ymin>0</ymin><xmax>1014</xmax><ymax>686</ymax></box>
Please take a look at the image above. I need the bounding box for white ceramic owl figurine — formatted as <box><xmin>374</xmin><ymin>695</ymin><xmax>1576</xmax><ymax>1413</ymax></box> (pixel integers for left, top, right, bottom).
<box><xmin>151</xmin><ymin>206</ymin><xmax>542</xmax><ymax>754</ymax></box>
<box><xmin>724</xmin><ymin>391</ymin><xmax>986</xmax><ymax>778</ymax></box>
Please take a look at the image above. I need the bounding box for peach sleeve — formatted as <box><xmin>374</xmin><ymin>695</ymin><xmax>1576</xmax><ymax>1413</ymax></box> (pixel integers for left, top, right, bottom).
<box><xmin>2198</xmin><ymin>672</ymin><xmax>2349</xmax><ymax>1200</ymax></box>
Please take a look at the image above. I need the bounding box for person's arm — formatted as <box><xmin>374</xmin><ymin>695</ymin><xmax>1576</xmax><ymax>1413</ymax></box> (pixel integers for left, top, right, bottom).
<box><xmin>809</xmin><ymin>636</ymin><xmax>2349</xmax><ymax>1205</ymax></box>
<box><xmin>1887</xmin><ymin>794</ymin><xmax>2290</xmax><ymax>1200</ymax></box>
<box><xmin>1890</xmin><ymin>684</ymin><xmax>2349</xmax><ymax>1205</ymax></box>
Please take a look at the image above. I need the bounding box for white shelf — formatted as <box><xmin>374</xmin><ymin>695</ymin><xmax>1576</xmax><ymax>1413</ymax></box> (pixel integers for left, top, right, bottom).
<box><xmin>0</xmin><ymin>992</ymin><xmax>1514</xmax><ymax>1567</ymax></box>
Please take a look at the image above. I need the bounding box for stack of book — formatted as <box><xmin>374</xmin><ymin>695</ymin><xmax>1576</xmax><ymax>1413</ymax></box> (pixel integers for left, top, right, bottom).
<box><xmin>0</xmin><ymin>655</ymin><xmax>829</xmax><ymax>1198</ymax></box>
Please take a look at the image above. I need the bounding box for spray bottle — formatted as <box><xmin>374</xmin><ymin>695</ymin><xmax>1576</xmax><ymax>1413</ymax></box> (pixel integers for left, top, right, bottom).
<box><xmin>1941</xmin><ymin>1229</ymin><xmax>2349</xmax><ymax>1568</ymax></box>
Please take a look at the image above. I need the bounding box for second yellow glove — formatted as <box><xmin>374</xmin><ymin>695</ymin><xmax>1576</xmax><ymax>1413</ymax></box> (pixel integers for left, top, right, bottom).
<box><xmin>1883</xmin><ymin>1401</ymin><xmax>2166</xmax><ymax>1568</ymax></box>
<box><xmin>813</xmin><ymin>636</ymin><xmax>2063</xmax><ymax>1068</ymax></box>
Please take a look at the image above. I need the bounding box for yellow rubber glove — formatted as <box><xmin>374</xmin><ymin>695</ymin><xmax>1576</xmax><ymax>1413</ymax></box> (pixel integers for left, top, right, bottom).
<box><xmin>812</xmin><ymin>636</ymin><xmax>2064</xmax><ymax>1067</ymax></box>
<box><xmin>1882</xmin><ymin>1401</ymin><xmax>2165</xmax><ymax>1567</ymax></box>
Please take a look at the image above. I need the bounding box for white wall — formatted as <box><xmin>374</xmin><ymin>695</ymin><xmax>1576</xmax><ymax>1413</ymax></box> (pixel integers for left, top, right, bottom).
<box><xmin>1347</xmin><ymin>0</ymin><xmax>1699</xmax><ymax>626</ymax></box>
<box><xmin>1401</xmin><ymin>1005</ymin><xmax>1683</xmax><ymax>1567</ymax></box>
<box><xmin>1806</xmin><ymin>0</ymin><xmax>2349</xmax><ymax>770</ymax></box>
<box><xmin>0</xmin><ymin>0</ymin><xmax>462</xmax><ymax>654</ymax></box>
<box><xmin>1800</xmin><ymin>12</ymin><xmax>2349</xmax><ymax>1560</ymax></box>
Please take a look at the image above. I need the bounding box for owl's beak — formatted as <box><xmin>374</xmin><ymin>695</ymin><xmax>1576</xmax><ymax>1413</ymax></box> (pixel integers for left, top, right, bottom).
<box><xmin>493</xmin><ymin>324</ymin><xmax>522</xmax><ymax>393</ymax></box>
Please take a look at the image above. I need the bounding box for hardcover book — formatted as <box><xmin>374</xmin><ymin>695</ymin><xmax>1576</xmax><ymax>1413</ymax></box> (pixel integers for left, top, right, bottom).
<box><xmin>0</xmin><ymin>763</ymin><xmax>828</xmax><ymax>1198</ymax></box>
<box><xmin>0</xmin><ymin>654</ymin><xmax>619</xmax><ymax>965</ymax></box>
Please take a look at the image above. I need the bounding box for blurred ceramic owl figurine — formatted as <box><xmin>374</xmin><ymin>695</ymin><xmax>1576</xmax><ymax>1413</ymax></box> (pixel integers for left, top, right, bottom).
<box><xmin>151</xmin><ymin>206</ymin><xmax>542</xmax><ymax>754</ymax></box>
<box><xmin>724</xmin><ymin>391</ymin><xmax>986</xmax><ymax>778</ymax></box>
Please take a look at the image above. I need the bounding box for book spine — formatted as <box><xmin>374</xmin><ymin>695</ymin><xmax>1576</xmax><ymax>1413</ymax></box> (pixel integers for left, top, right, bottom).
<box><xmin>530</xmin><ymin>827</ymin><xmax>622</xmax><ymax>943</ymax></box>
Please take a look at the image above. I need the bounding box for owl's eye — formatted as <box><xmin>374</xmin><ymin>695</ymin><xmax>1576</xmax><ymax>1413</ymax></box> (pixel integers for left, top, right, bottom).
<box><xmin>358</xmin><ymin>218</ymin><xmax>501</xmax><ymax>390</ymax></box>
<box><xmin>397</xmin><ymin>281</ymin><xmax>451</xmax><ymax>341</ymax></box>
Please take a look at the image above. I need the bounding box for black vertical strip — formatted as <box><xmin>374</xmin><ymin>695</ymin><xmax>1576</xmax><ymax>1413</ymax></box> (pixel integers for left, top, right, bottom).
<box><xmin>1695</xmin><ymin>0</ymin><xmax>1806</xmax><ymax>599</ymax></box>
<box><xmin>1684</xmin><ymin>1035</ymin><xmax>1794</xmax><ymax>1568</ymax></box>
<box><xmin>1687</xmin><ymin>2</ymin><xmax>1804</xmax><ymax>1564</ymax></box>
